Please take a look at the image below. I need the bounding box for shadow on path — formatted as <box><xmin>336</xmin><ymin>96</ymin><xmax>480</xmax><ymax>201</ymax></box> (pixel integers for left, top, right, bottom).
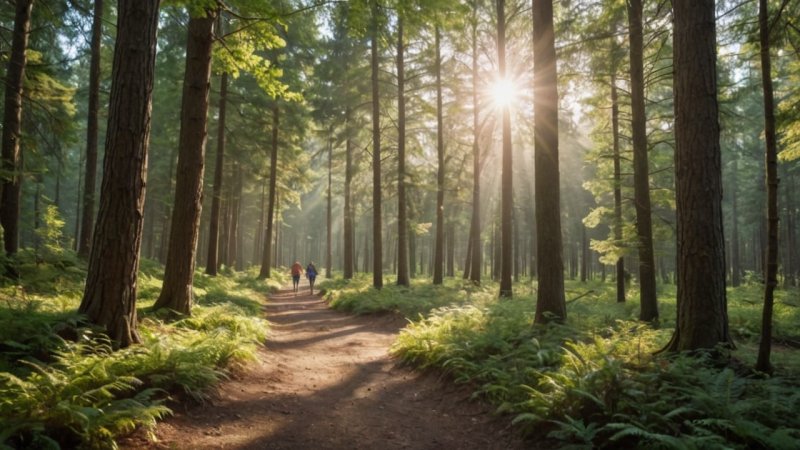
<box><xmin>123</xmin><ymin>285</ymin><xmax>525</xmax><ymax>449</ymax></box>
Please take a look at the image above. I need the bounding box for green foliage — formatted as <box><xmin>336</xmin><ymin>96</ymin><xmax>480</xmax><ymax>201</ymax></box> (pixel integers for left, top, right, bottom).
<box><xmin>320</xmin><ymin>274</ymin><xmax>488</xmax><ymax>317</ymax></box>
<box><xmin>0</xmin><ymin>264</ymin><xmax>271</xmax><ymax>447</ymax></box>
<box><xmin>328</xmin><ymin>277</ymin><xmax>800</xmax><ymax>449</ymax></box>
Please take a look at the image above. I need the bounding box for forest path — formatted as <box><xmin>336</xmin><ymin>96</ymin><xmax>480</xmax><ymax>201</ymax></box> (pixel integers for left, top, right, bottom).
<box><xmin>124</xmin><ymin>284</ymin><xmax>525</xmax><ymax>449</ymax></box>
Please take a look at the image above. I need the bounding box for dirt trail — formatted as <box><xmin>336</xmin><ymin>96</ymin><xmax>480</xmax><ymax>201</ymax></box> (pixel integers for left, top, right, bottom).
<box><xmin>125</xmin><ymin>285</ymin><xmax>525</xmax><ymax>449</ymax></box>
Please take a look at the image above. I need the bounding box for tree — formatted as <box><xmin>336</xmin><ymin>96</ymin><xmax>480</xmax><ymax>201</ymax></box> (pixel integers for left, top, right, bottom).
<box><xmin>79</xmin><ymin>0</ymin><xmax>161</xmax><ymax>347</ymax></box>
<box><xmin>663</xmin><ymin>0</ymin><xmax>731</xmax><ymax>352</ymax></box>
<box><xmin>259</xmin><ymin>103</ymin><xmax>279</xmax><ymax>279</ymax></box>
<box><xmin>0</xmin><ymin>0</ymin><xmax>35</xmax><ymax>263</ymax></box>
<box><xmin>396</xmin><ymin>16</ymin><xmax>410</xmax><ymax>286</ymax></box>
<box><xmin>205</xmin><ymin>69</ymin><xmax>228</xmax><ymax>276</ymax></box>
<box><xmin>532</xmin><ymin>0</ymin><xmax>565</xmax><ymax>322</ymax></box>
<box><xmin>370</xmin><ymin>0</ymin><xmax>383</xmax><ymax>289</ymax></box>
<box><xmin>77</xmin><ymin>0</ymin><xmax>103</xmax><ymax>259</ymax></box>
<box><xmin>154</xmin><ymin>9</ymin><xmax>218</xmax><ymax>314</ymax></box>
<box><xmin>434</xmin><ymin>24</ymin><xmax>447</xmax><ymax>286</ymax></box>
<box><xmin>627</xmin><ymin>0</ymin><xmax>658</xmax><ymax>322</ymax></box>
<box><xmin>756</xmin><ymin>0</ymin><xmax>778</xmax><ymax>373</ymax></box>
<box><xmin>497</xmin><ymin>0</ymin><xmax>512</xmax><ymax>297</ymax></box>
<box><xmin>467</xmin><ymin>2</ymin><xmax>481</xmax><ymax>284</ymax></box>
<box><xmin>610</xmin><ymin>74</ymin><xmax>625</xmax><ymax>303</ymax></box>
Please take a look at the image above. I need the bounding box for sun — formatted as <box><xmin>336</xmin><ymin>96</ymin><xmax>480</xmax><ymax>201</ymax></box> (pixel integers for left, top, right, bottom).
<box><xmin>489</xmin><ymin>78</ymin><xmax>518</xmax><ymax>108</ymax></box>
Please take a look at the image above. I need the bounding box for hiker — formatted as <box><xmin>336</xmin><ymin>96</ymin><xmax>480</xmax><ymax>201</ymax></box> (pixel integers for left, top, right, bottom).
<box><xmin>306</xmin><ymin>262</ymin><xmax>318</xmax><ymax>294</ymax></box>
<box><xmin>291</xmin><ymin>261</ymin><xmax>303</xmax><ymax>293</ymax></box>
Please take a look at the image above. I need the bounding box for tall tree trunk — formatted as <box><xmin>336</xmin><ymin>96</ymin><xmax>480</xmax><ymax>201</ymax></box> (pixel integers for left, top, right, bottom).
<box><xmin>446</xmin><ymin>222</ymin><xmax>455</xmax><ymax>277</ymax></box>
<box><xmin>154</xmin><ymin>11</ymin><xmax>217</xmax><ymax>314</ymax></box>
<box><xmin>396</xmin><ymin>18</ymin><xmax>410</xmax><ymax>286</ymax></box>
<box><xmin>496</xmin><ymin>0</ymin><xmax>513</xmax><ymax>297</ymax></box>
<box><xmin>343</xmin><ymin>107</ymin><xmax>354</xmax><ymax>279</ymax></box>
<box><xmin>469</xmin><ymin>7</ymin><xmax>482</xmax><ymax>284</ymax></box>
<box><xmin>0</xmin><ymin>0</ymin><xmax>34</xmax><ymax>263</ymax></box>
<box><xmin>206</xmin><ymin>71</ymin><xmax>228</xmax><ymax>275</ymax></box>
<box><xmin>433</xmin><ymin>25</ymin><xmax>446</xmax><ymax>285</ymax></box>
<box><xmin>628</xmin><ymin>0</ymin><xmax>659</xmax><ymax>322</ymax></box>
<box><xmin>228</xmin><ymin>162</ymin><xmax>241</xmax><ymax>270</ymax></box>
<box><xmin>580</xmin><ymin>225</ymin><xmax>588</xmax><ymax>282</ymax></box>
<box><xmin>756</xmin><ymin>0</ymin><xmax>778</xmax><ymax>374</ymax></box>
<box><xmin>370</xmin><ymin>0</ymin><xmax>383</xmax><ymax>288</ymax></box>
<box><xmin>78</xmin><ymin>0</ymin><xmax>103</xmax><ymax>258</ymax></box>
<box><xmin>731</xmin><ymin>159</ymin><xmax>742</xmax><ymax>287</ymax></box>
<box><xmin>254</xmin><ymin>178</ymin><xmax>266</xmax><ymax>263</ymax></box>
<box><xmin>74</xmin><ymin>150</ymin><xmax>83</xmax><ymax>250</ymax></box>
<box><xmin>259</xmin><ymin>104</ymin><xmax>280</xmax><ymax>278</ymax></box>
<box><xmin>611</xmin><ymin>77</ymin><xmax>625</xmax><ymax>302</ymax></box>
<box><xmin>663</xmin><ymin>0</ymin><xmax>731</xmax><ymax>352</ymax></box>
<box><xmin>533</xmin><ymin>0</ymin><xmax>565</xmax><ymax>322</ymax></box>
<box><xmin>79</xmin><ymin>0</ymin><xmax>160</xmax><ymax>347</ymax></box>
<box><xmin>326</xmin><ymin>129</ymin><xmax>333</xmax><ymax>278</ymax></box>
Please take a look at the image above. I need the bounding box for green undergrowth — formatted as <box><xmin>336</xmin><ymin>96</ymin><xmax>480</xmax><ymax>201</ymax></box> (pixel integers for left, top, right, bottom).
<box><xmin>319</xmin><ymin>274</ymin><xmax>493</xmax><ymax>317</ymax></box>
<box><xmin>326</xmin><ymin>275</ymin><xmax>800</xmax><ymax>448</ymax></box>
<box><xmin>0</xmin><ymin>255</ymin><xmax>281</xmax><ymax>449</ymax></box>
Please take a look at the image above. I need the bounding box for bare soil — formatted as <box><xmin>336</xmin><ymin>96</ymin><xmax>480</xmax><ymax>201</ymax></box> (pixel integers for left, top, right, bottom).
<box><xmin>123</xmin><ymin>285</ymin><xmax>527</xmax><ymax>449</ymax></box>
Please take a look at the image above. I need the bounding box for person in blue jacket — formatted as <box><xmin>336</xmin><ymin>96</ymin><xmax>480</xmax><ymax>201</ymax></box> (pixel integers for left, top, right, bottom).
<box><xmin>306</xmin><ymin>262</ymin><xmax>318</xmax><ymax>294</ymax></box>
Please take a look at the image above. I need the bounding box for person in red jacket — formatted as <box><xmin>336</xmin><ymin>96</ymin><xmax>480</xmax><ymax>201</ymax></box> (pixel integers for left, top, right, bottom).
<box><xmin>291</xmin><ymin>261</ymin><xmax>303</xmax><ymax>293</ymax></box>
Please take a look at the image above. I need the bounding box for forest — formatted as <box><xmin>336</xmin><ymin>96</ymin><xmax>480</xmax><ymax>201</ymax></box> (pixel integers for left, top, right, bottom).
<box><xmin>1</xmin><ymin>0</ymin><xmax>800</xmax><ymax>448</ymax></box>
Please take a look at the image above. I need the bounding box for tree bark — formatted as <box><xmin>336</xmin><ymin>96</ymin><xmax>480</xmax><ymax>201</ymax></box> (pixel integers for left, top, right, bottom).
<box><xmin>78</xmin><ymin>0</ymin><xmax>103</xmax><ymax>259</ymax></box>
<box><xmin>370</xmin><ymin>0</ymin><xmax>383</xmax><ymax>289</ymax></box>
<box><xmin>228</xmin><ymin>162</ymin><xmax>241</xmax><ymax>270</ymax></box>
<box><xmin>611</xmin><ymin>77</ymin><xmax>625</xmax><ymax>303</ymax></box>
<box><xmin>756</xmin><ymin>0</ymin><xmax>778</xmax><ymax>374</ymax></box>
<box><xmin>154</xmin><ymin>11</ymin><xmax>217</xmax><ymax>314</ymax></box>
<box><xmin>432</xmin><ymin>25</ymin><xmax>447</xmax><ymax>285</ymax></box>
<box><xmin>628</xmin><ymin>0</ymin><xmax>659</xmax><ymax>322</ymax></box>
<box><xmin>0</xmin><ymin>0</ymin><xmax>34</xmax><ymax>262</ymax></box>
<box><xmin>79</xmin><ymin>0</ymin><xmax>160</xmax><ymax>347</ymax></box>
<box><xmin>343</xmin><ymin>107</ymin><xmax>354</xmax><ymax>279</ymax></box>
<box><xmin>533</xmin><ymin>0</ymin><xmax>566</xmax><ymax>322</ymax></box>
<box><xmin>468</xmin><ymin>6</ymin><xmax>482</xmax><ymax>284</ymax></box>
<box><xmin>259</xmin><ymin>104</ymin><xmax>280</xmax><ymax>278</ymax></box>
<box><xmin>663</xmin><ymin>0</ymin><xmax>731</xmax><ymax>352</ymax></box>
<box><xmin>206</xmin><ymin>71</ymin><xmax>228</xmax><ymax>275</ymax></box>
<box><xmin>396</xmin><ymin>18</ymin><xmax>410</xmax><ymax>286</ymax></box>
<box><xmin>731</xmin><ymin>159</ymin><xmax>741</xmax><ymax>287</ymax></box>
<box><xmin>326</xmin><ymin>129</ymin><xmax>333</xmax><ymax>278</ymax></box>
<box><xmin>497</xmin><ymin>0</ymin><xmax>513</xmax><ymax>297</ymax></box>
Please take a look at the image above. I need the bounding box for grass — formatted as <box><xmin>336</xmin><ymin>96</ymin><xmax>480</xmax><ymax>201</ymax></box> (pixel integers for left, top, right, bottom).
<box><xmin>0</xmin><ymin>253</ymin><xmax>283</xmax><ymax>449</ymax></box>
<box><xmin>323</xmin><ymin>274</ymin><xmax>800</xmax><ymax>448</ymax></box>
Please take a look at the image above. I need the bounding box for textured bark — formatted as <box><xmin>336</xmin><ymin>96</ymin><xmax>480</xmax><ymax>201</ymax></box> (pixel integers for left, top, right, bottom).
<box><xmin>78</xmin><ymin>0</ymin><xmax>103</xmax><ymax>258</ymax></box>
<box><xmin>446</xmin><ymin>222</ymin><xmax>455</xmax><ymax>278</ymax></box>
<box><xmin>343</xmin><ymin>107</ymin><xmax>354</xmax><ymax>279</ymax></box>
<box><xmin>326</xmin><ymin>130</ymin><xmax>333</xmax><ymax>278</ymax></box>
<box><xmin>468</xmin><ymin>9</ymin><xmax>482</xmax><ymax>284</ymax></box>
<box><xmin>731</xmin><ymin>159</ymin><xmax>741</xmax><ymax>287</ymax></box>
<box><xmin>370</xmin><ymin>0</ymin><xmax>383</xmax><ymax>289</ymax></box>
<box><xmin>228</xmin><ymin>162</ymin><xmax>241</xmax><ymax>270</ymax></box>
<box><xmin>206</xmin><ymin>72</ymin><xmax>228</xmax><ymax>276</ymax></box>
<box><xmin>664</xmin><ymin>0</ymin><xmax>731</xmax><ymax>352</ymax></box>
<box><xmin>154</xmin><ymin>12</ymin><xmax>217</xmax><ymax>314</ymax></box>
<box><xmin>611</xmin><ymin>78</ymin><xmax>625</xmax><ymax>303</ymax></box>
<box><xmin>628</xmin><ymin>0</ymin><xmax>659</xmax><ymax>322</ymax></box>
<box><xmin>497</xmin><ymin>0</ymin><xmax>513</xmax><ymax>297</ymax></box>
<box><xmin>396</xmin><ymin>19</ymin><xmax>409</xmax><ymax>286</ymax></box>
<box><xmin>79</xmin><ymin>0</ymin><xmax>160</xmax><ymax>347</ymax></box>
<box><xmin>434</xmin><ymin>25</ymin><xmax>446</xmax><ymax>286</ymax></box>
<box><xmin>0</xmin><ymin>0</ymin><xmax>34</xmax><ymax>260</ymax></box>
<box><xmin>259</xmin><ymin>104</ymin><xmax>279</xmax><ymax>279</ymax></box>
<box><xmin>756</xmin><ymin>0</ymin><xmax>778</xmax><ymax>374</ymax></box>
<box><xmin>533</xmin><ymin>0</ymin><xmax>566</xmax><ymax>322</ymax></box>
<box><xmin>254</xmin><ymin>179</ymin><xmax>266</xmax><ymax>263</ymax></box>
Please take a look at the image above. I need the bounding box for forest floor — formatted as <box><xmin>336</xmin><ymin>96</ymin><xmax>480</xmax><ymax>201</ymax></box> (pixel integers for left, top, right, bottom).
<box><xmin>122</xmin><ymin>283</ymin><xmax>527</xmax><ymax>449</ymax></box>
